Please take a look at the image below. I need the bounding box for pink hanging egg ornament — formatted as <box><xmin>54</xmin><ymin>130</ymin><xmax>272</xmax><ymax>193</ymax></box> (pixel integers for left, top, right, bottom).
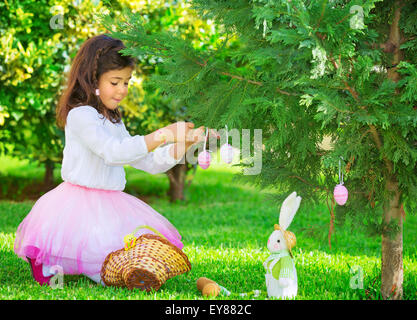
<box><xmin>198</xmin><ymin>150</ymin><xmax>211</xmax><ymax>169</ymax></box>
<box><xmin>334</xmin><ymin>184</ymin><xmax>348</xmax><ymax>205</ymax></box>
<box><xmin>220</xmin><ymin>143</ymin><xmax>234</xmax><ymax>164</ymax></box>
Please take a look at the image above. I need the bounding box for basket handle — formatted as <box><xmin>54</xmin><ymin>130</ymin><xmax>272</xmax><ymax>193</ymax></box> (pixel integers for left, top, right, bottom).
<box><xmin>123</xmin><ymin>225</ymin><xmax>167</xmax><ymax>251</ymax></box>
<box><xmin>132</xmin><ymin>225</ymin><xmax>167</xmax><ymax>240</ymax></box>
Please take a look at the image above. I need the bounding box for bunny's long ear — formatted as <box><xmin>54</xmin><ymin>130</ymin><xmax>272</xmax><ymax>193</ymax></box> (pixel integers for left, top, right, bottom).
<box><xmin>279</xmin><ymin>191</ymin><xmax>302</xmax><ymax>230</ymax></box>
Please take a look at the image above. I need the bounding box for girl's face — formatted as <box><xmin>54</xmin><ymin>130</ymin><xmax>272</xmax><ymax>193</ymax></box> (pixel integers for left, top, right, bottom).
<box><xmin>97</xmin><ymin>67</ymin><xmax>133</xmax><ymax>110</ymax></box>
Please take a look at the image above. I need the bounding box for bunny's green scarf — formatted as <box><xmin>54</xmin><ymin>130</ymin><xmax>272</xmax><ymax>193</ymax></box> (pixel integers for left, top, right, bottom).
<box><xmin>265</xmin><ymin>250</ymin><xmax>294</xmax><ymax>280</ymax></box>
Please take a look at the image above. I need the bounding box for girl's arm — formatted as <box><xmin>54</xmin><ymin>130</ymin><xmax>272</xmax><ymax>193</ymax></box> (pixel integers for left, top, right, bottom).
<box><xmin>169</xmin><ymin>126</ymin><xmax>220</xmax><ymax>160</ymax></box>
<box><xmin>143</xmin><ymin>130</ymin><xmax>168</xmax><ymax>153</ymax></box>
<box><xmin>130</xmin><ymin>134</ymin><xmax>217</xmax><ymax>175</ymax></box>
<box><xmin>129</xmin><ymin>143</ymin><xmax>183</xmax><ymax>174</ymax></box>
<box><xmin>67</xmin><ymin>106</ymin><xmax>151</xmax><ymax>166</ymax></box>
<box><xmin>126</xmin><ymin>127</ymin><xmax>192</xmax><ymax>175</ymax></box>
<box><xmin>169</xmin><ymin>124</ymin><xmax>218</xmax><ymax>160</ymax></box>
<box><xmin>169</xmin><ymin>143</ymin><xmax>187</xmax><ymax>161</ymax></box>
<box><xmin>169</xmin><ymin>138</ymin><xmax>205</xmax><ymax>160</ymax></box>
<box><xmin>143</xmin><ymin>122</ymin><xmax>196</xmax><ymax>153</ymax></box>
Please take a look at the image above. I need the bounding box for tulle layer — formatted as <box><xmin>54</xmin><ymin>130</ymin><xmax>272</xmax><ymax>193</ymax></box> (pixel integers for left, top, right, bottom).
<box><xmin>14</xmin><ymin>181</ymin><xmax>183</xmax><ymax>275</ymax></box>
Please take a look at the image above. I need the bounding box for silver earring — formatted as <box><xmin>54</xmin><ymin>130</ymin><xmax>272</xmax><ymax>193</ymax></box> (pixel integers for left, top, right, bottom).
<box><xmin>95</xmin><ymin>89</ymin><xmax>100</xmax><ymax>96</ymax></box>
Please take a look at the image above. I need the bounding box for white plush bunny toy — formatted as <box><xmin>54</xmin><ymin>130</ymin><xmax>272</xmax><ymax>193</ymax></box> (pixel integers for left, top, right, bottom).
<box><xmin>263</xmin><ymin>191</ymin><xmax>301</xmax><ymax>299</ymax></box>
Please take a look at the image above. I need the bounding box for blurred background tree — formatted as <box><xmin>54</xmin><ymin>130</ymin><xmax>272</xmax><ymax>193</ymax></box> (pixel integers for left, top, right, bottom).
<box><xmin>0</xmin><ymin>0</ymin><xmax>219</xmax><ymax>201</ymax></box>
<box><xmin>107</xmin><ymin>0</ymin><xmax>417</xmax><ymax>299</ymax></box>
<box><xmin>0</xmin><ymin>0</ymin><xmax>110</xmax><ymax>189</ymax></box>
<box><xmin>116</xmin><ymin>0</ymin><xmax>222</xmax><ymax>202</ymax></box>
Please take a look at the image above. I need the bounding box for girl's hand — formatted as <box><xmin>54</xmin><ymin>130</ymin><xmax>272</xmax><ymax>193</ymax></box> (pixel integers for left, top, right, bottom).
<box><xmin>186</xmin><ymin>126</ymin><xmax>220</xmax><ymax>145</ymax></box>
<box><xmin>162</xmin><ymin>122</ymin><xmax>219</xmax><ymax>144</ymax></box>
<box><xmin>160</xmin><ymin>121</ymin><xmax>195</xmax><ymax>143</ymax></box>
<box><xmin>186</xmin><ymin>126</ymin><xmax>205</xmax><ymax>144</ymax></box>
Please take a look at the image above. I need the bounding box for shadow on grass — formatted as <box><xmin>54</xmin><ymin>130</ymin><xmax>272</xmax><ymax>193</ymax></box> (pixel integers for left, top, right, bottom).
<box><xmin>3</xmin><ymin>240</ymin><xmax>417</xmax><ymax>299</ymax></box>
<box><xmin>160</xmin><ymin>252</ymin><xmax>382</xmax><ymax>300</ymax></box>
<box><xmin>1</xmin><ymin>166</ymin><xmax>416</xmax><ymax>299</ymax></box>
<box><xmin>0</xmin><ymin>175</ymin><xmax>61</xmax><ymax>202</ymax></box>
<box><xmin>0</xmin><ymin>250</ymin><xmax>86</xmax><ymax>286</ymax></box>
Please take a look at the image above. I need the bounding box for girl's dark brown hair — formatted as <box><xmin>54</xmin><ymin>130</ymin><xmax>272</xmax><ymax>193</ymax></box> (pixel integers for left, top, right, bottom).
<box><xmin>56</xmin><ymin>34</ymin><xmax>136</xmax><ymax>129</ymax></box>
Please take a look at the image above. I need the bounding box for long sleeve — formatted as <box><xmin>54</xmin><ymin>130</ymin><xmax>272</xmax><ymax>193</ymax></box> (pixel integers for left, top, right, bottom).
<box><xmin>119</xmin><ymin>121</ymin><xmax>184</xmax><ymax>174</ymax></box>
<box><xmin>129</xmin><ymin>143</ymin><xmax>184</xmax><ymax>175</ymax></box>
<box><xmin>66</xmin><ymin>106</ymin><xmax>149</xmax><ymax>166</ymax></box>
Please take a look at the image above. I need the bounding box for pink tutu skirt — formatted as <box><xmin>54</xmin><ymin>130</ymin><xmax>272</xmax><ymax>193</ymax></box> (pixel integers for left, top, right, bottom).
<box><xmin>14</xmin><ymin>181</ymin><xmax>183</xmax><ymax>276</ymax></box>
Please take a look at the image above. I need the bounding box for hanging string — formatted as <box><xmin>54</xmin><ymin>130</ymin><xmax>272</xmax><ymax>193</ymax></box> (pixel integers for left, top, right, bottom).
<box><xmin>203</xmin><ymin>127</ymin><xmax>209</xmax><ymax>151</ymax></box>
<box><xmin>263</xmin><ymin>19</ymin><xmax>267</xmax><ymax>38</ymax></box>
<box><xmin>225</xmin><ymin>124</ymin><xmax>228</xmax><ymax>144</ymax></box>
<box><xmin>339</xmin><ymin>156</ymin><xmax>344</xmax><ymax>185</ymax></box>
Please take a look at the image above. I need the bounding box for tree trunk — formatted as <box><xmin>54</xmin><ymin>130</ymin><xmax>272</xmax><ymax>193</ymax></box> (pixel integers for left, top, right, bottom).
<box><xmin>166</xmin><ymin>163</ymin><xmax>188</xmax><ymax>202</ymax></box>
<box><xmin>381</xmin><ymin>178</ymin><xmax>403</xmax><ymax>299</ymax></box>
<box><xmin>43</xmin><ymin>160</ymin><xmax>55</xmax><ymax>189</ymax></box>
<box><xmin>379</xmin><ymin>0</ymin><xmax>404</xmax><ymax>300</ymax></box>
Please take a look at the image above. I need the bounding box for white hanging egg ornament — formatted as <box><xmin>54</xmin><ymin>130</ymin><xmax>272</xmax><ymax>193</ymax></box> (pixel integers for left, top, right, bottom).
<box><xmin>220</xmin><ymin>143</ymin><xmax>234</xmax><ymax>164</ymax></box>
<box><xmin>198</xmin><ymin>150</ymin><xmax>211</xmax><ymax>169</ymax></box>
<box><xmin>334</xmin><ymin>184</ymin><xmax>348</xmax><ymax>205</ymax></box>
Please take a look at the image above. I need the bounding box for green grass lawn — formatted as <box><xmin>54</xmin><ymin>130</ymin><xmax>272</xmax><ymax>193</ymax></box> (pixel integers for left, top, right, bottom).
<box><xmin>0</xmin><ymin>154</ymin><xmax>416</xmax><ymax>300</ymax></box>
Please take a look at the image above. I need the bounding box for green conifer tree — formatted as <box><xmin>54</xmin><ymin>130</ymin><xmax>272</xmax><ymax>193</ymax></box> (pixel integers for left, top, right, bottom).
<box><xmin>108</xmin><ymin>0</ymin><xmax>417</xmax><ymax>299</ymax></box>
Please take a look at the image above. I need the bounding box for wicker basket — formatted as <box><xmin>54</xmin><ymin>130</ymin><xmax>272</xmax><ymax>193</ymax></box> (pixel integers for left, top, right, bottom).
<box><xmin>100</xmin><ymin>229</ymin><xmax>191</xmax><ymax>291</ymax></box>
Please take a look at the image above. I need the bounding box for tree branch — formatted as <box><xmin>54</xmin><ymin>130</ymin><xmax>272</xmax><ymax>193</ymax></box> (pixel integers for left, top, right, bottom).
<box><xmin>328</xmin><ymin>48</ymin><xmax>395</xmax><ymax>175</ymax></box>
<box><xmin>288</xmin><ymin>175</ymin><xmax>329</xmax><ymax>193</ymax></box>
<box><xmin>387</xmin><ymin>0</ymin><xmax>405</xmax><ymax>83</ymax></box>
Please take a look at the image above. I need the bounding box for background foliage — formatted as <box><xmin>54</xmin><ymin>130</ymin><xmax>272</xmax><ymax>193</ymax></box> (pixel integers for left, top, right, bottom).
<box><xmin>108</xmin><ymin>0</ymin><xmax>417</xmax><ymax>234</ymax></box>
<box><xmin>0</xmin><ymin>0</ymin><xmax>219</xmax><ymax>188</ymax></box>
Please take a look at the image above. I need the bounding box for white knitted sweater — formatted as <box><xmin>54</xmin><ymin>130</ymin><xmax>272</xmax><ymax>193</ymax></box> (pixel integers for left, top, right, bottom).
<box><xmin>61</xmin><ymin>105</ymin><xmax>182</xmax><ymax>190</ymax></box>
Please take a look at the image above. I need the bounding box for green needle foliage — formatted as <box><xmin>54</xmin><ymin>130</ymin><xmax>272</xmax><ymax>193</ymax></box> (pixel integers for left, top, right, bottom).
<box><xmin>106</xmin><ymin>0</ymin><xmax>416</xmax><ymax>233</ymax></box>
<box><xmin>105</xmin><ymin>0</ymin><xmax>416</xmax><ymax>298</ymax></box>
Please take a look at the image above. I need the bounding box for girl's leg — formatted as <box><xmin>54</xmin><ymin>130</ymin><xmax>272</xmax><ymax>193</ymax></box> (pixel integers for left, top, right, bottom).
<box><xmin>41</xmin><ymin>263</ymin><xmax>106</xmax><ymax>287</ymax></box>
<box><xmin>42</xmin><ymin>265</ymin><xmax>106</xmax><ymax>287</ymax></box>
<box><xmin>26</xmin><ymin>257</ymin><xmax>53</xmax><ymax>286</ymax></box>
<box><xmin>84</xmin><ymin>273</ymin><xmax>106</xmax><ymax>287</ymax></box>
<box><xmin>42</xmin><ymin>264</ymin><xmax>55</xmax><ymax>277</ymax></box>
<box><xmin>37</xmin><ymin>261</ymin><xmax>106</xmax><ymax>287</ymax></box>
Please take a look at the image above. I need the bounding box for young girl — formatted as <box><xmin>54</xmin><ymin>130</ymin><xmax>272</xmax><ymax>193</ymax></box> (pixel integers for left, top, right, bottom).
<box><xmin>14</xmin><ymin>34</ymin><xmax>218</xmax><ymax>286</ymax></box>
